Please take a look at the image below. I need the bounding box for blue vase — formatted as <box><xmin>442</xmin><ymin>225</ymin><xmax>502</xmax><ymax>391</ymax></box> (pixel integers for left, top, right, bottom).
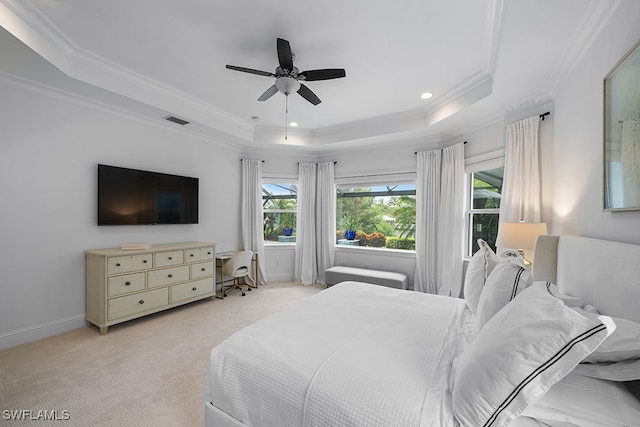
<box><xmin>344</xmin><ymin>230</ymin><xmax>356</xmax><ymax>240</ymax></box>
<box><xmin>283</xmin><ymin>227</ymin><xmax>293</xmax><ymax>236</ymax></box>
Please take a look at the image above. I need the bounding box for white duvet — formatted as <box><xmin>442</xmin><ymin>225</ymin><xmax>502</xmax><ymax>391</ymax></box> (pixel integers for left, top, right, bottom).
<box><xmin>205</xmin><ymin>281</ymin><xmax>473</xmax><ymax>427</ymax></box>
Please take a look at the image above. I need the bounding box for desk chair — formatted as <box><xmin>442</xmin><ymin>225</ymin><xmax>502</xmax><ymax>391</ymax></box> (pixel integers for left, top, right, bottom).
<box><xmin>222</xmin><ymin>251</ymin><xmax>254</xmax><ymax>297</ymax></box>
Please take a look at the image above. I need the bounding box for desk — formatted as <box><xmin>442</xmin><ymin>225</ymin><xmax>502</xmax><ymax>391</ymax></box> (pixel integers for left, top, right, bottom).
<box><xmin>215</xmin><ymin>251</ymin><xmax>260</xmax><ymax>299</ymax></box>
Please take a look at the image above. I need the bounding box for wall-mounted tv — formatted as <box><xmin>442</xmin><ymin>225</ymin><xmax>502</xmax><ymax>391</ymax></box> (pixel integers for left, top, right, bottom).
<box><xmin>98</xmin><ymin>164</ymin><xmax>199</xmax><ymax>225</ymax></box>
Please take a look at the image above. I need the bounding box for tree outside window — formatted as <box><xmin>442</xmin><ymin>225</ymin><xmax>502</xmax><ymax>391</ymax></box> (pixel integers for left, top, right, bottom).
<box><xmin>467</xmin><ymin>167</ymin><xmax>503</xmax><ymax>255</ymax></box>
<box><xmin>263</xmin><ymin>183</ymin><xmax>297</xmax><ymax>242</ymax></box>
<box><xmin>336</xmin><ymin>184</ymin><xmax>416</xmax><ymax>250</ymax></box>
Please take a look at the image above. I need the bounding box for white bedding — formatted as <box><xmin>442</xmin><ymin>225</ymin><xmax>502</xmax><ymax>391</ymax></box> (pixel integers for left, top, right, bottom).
<box><xmin>204</xmin><ymin>281</ymin><xmax>473</xmax><ymax>427</ymax></box>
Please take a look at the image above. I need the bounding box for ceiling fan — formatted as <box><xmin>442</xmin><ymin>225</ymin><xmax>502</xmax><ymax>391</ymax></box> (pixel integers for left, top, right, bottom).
<box><xmin>226</xmin><ymin>38</ymin><xmax>346</xmax><ymax>106</ymax></box>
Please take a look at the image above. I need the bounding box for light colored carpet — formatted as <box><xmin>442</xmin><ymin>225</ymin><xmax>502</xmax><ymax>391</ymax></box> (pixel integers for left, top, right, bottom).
<box><xmin>0</xmin><ymin>282</ymin><xmax>326</xmax><ymax>426</ymax></box>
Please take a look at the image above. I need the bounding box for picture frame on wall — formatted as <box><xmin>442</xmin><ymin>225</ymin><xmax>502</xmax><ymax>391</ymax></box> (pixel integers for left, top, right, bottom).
<box><xmin>604</xmin><ymin>39</ymin><xmax>640</xmax><ymax>211</ymax></box>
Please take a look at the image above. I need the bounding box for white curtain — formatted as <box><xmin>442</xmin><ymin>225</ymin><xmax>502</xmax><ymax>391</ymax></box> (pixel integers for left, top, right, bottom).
<box><xmin>241</xmin><ymin>159</ymin><xmax>267</xmax><ymax>285</ymax></box>
<box><xmin>414</xmin><ymin>143</ymin><xmax>464</xmax><ymax>296</ymax></box>
<box><xmin>500</xmin><ymin>116</ymin><xmax>541</xmax><ymax>223</ymax></box>
<box><xmin>315</xmin><ymin>162</ymin><xmax>336</xmax><ymax>284</ymax></box>
<box><xmin>294</xmin><ymin>163</ymin><xmax>318</xmax><ymax>284</ymax></box>
<box><xmin>415</xmin><ymin>150</ymin><xmax>441</xmax><ymax>294</ymax></box>
<box><xmin>294</xmin><ymin>162</ymin><xmax>335</xmax><ymax>285</ymax></box>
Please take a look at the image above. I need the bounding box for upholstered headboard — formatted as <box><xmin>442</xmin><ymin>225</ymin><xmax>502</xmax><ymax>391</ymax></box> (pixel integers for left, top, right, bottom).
<box><xmin>532</xmin><ymin>235</ymin><xmax>640</xmax><ymax>323</ymax></box>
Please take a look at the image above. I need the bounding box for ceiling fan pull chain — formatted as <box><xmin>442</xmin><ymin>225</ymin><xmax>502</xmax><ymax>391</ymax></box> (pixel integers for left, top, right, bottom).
<box><xmin>285</xmin><ymin>94</ymin><xmax>289</xmax><ymax>141</ymax></box>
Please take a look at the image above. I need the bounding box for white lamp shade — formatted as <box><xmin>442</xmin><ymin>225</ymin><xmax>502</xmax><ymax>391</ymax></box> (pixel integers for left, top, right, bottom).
<box><xmin>496</xmin><ymin>222</ymin><xmax>548</xmax><ymax>251</ymax></box>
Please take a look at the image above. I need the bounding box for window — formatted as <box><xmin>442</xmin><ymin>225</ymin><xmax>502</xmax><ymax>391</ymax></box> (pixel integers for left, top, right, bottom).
<box><xmin>336</xmin><ymin>183</ymin><xmax>416</xmax><ymax>250</ymax></box>
<box><xmin>466</xmin><ymin>166</ymin><xmax>504</xmax><ymax>256</ymax></box>
<box><xmin>263</xmin><ymin>183</ymin><xmax>297</xmax><ymax>243</ymax></box>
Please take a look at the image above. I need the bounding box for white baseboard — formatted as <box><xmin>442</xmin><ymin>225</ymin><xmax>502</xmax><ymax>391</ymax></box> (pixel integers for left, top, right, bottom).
<box><xmin>0</xmin><ymin>315</ymin><xmax>86</xmax><ymax>351</ymax></box>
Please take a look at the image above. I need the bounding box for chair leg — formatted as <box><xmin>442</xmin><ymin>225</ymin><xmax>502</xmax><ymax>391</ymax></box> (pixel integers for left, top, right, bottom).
<box><xmin>234</xmin><ymin>278</ymin><xmax>246</xmax><ymax>296</ymax></box>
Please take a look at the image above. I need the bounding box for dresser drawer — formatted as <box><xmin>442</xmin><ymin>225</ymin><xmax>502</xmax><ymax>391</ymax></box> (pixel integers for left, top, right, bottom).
<box><xmin>147</xmin><ymin>265</ymin><xmax>189</xmax><ymax>288</ymax></box>
<box><xmin>108</xmin><ymin>254</ymin><xmax>152</xmax><ymax>274</ymax></box>
<box><xmin>107</xmin><ymin>288</ymin><xmax>168</xmax><ymax>321</ymax></box>
<box><xmin>170</xmin><ymin>278</ymin><xmax>214</xmax><ymax>303</ymax></box>
<box><xmin>185</xmin><ymin>246</ymin><xmax>214</xmax><ymax>263</ymax></box>
<box><xmin>191</xmin><ymin>261</ymin><xmax>214</xmax><ymax>279</ymax></box>
<box><xmin>154</xmin><ymin>250</ymin><xmax>184</xmax><ymax>268</ymax></box>
<box><xmin>107</xmin><ymin>272</ymin><xmax>146</xmax><ymax>297</ymax></box>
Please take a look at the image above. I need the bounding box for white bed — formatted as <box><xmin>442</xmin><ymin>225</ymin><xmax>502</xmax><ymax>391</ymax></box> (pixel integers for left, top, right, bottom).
<box><xmin>203</xmin><ymin>235</ymin><xmax>640</xmax><ymax>426</ymax></box>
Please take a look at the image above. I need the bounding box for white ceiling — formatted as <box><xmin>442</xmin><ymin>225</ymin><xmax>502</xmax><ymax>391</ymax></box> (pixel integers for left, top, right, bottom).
<box><xmin>0</xmin><ymin>0</ymin><xmax>616</xmax><ymax>150</ymax></box>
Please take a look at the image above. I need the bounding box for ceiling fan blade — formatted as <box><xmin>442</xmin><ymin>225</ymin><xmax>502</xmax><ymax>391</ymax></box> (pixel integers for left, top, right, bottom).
<box><xmin>300</xmin><ymin>69</ymin><xmax>346</xmax><ymax>81</ymax></box>
<box><xmin>226</xmin><ymin>65</ymin><xmax>274</xmax><ymax>77</ymax></box>
<box><xmin>297</xmin><ymin>84</ymin><xmax>321</xmax><ymax>105</ymax></box>
<box><xmin>258</xmin><ymin>85</ymin><xmax>279</xmax><ymax>102</ymax></box>
<box><xmin>277</xmin><ymin>38</ymin><xmax>294</xmax><ymax>72</ymax></box>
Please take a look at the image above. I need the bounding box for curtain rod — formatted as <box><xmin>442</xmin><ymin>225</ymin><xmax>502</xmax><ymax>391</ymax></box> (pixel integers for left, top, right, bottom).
<box><xmin>415</xmin><ymin>141</ymin><xmax>467</xmax><ymax>155</ymax></box>
<box><xmin>505</xmin><ymin>112</ymin><xmax>552</xmax><ymax>129</ymax></box>
<box><xmin>297</xmin><ymin>161</ymin><xmax>338</xmax><ymax>165</ymax></box>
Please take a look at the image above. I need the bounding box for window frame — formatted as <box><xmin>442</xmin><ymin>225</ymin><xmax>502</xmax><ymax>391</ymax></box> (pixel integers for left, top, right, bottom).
<box><xmin>464</xmin><ymin>152</ymin><xmax>505</xmax><ymax>257</ymax></box>
<box><xmin>262</xmin><ymin>180</ymin><xmax>298</xmax><ymax>245</ymax></box>
<box><xmin>335</xmin><ymin>174</ymin><xmax>417</xmax><ymax>252</ymax></box>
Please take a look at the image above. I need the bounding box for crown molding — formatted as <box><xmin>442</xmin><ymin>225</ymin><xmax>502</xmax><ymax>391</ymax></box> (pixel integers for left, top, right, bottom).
<box><xmin>0</xmin><ymin>70</ymin><xmax>247</xmax><ymax>151</ymax></box>
<box><xmin>481</xmin><ymin>0</ymin><xmax>507</xmax><ymax>74</ymax></box>
<box><xmin>0</xmin><ymin>0</ymin><xmax>255</xmax><ymax>142</ymax></box>
<box><xmin>545</xmin><ymin>0</ymin><xmax>623</xmax><ymax>95</ymax></box>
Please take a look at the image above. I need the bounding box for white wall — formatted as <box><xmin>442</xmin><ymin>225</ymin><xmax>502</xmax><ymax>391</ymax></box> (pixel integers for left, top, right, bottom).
<box><xmin>0</xmin><ymin>75</ymin><xmax>243</xmax><ymax>350</ymax></box>
<box><xmin>552</xmin><ymin>1</ymin><xmax>640</xmax><ymax>243</ymax></box>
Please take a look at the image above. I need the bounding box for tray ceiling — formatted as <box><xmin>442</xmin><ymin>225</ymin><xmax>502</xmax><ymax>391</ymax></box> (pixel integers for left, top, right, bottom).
<box><xmin>0</xmin><ymin>0</ymin><xmax>616</xmax><ymax>149</ymax></box>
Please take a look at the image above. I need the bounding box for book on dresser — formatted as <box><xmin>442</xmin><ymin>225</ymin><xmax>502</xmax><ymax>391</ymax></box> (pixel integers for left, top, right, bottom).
<box><xmin>85</xmin><ymin>242</ymin><xmax>215</xmax><ymax>335</ymax></box>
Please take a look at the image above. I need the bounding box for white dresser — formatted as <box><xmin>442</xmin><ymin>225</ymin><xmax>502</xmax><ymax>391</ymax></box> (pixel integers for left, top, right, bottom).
<box><xmin>85</xmin><ymin>242</ymin><xmax>215</xmax><ymax>334</ymax></box>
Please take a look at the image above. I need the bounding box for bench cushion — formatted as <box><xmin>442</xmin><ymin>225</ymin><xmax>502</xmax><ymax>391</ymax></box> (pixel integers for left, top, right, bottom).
<box><xmin>325</xmin><ymin>266</ymin><xmax>408</xmax><ymax>290</ymax></box>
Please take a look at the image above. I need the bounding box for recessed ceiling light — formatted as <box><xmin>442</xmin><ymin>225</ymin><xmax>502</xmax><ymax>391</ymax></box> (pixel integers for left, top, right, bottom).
<box><xmin>420</xmin><ymin>92</ymin><xmax>433</xmax><ymax>100</ymax></box>
<box><xmin>289</xmin><ymin>122</ymin><xmax>299</xmax><ymax>127</ymax></box>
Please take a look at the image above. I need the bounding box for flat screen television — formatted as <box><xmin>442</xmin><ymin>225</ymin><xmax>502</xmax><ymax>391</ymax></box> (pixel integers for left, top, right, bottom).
<box><xmin>98</xmin><ymin>164</ymin><xmax>199</xmax><ymax>225</ymax></box>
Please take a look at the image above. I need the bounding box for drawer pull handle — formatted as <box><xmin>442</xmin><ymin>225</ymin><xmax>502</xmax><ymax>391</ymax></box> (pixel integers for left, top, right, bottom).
<box><xmin>143</xmin><ymin>260</ymin><xmax>148</xmax><ymax>263</ymax></box>
<box><xmin>190</xmin><ymin>254</ymin><xmax>194</xmax><ymax>257</ymax></box>
<box><xmin>125</xmin><ymin>281</ymin><xmax>131</xmax><ymax>286</ymax></box>
<box><xmin>208</xmin><ymin>252</ymin><xmax>211</xmax><ymax>255</ymax></box>
<box><xmin>116</xmin><ymin>263</ymin><xmax>121</xmax><ymax>267</ymax></box>
<box><xmin>201</xmin><ymin>268</ymin><xmax>206</xmax><ymax>272</ymax></box>
<box><xmin>192</xmin><ymin>287</ymin><xmax>197</xmax><ymax>291</ymax></box>
<box><xmin>139</xmin><ymin>300</ymin><xmax>145</xmax><ymax>304</ymax></box>
<box><xmin>168</xmin><ymin>274</ymin><xmax>173</xmax><ymax>278</ymax></box>
<box><xmin>168</xmin><ymin>257</ymin><xmax>172</xmax><ymax>260</ymax></box>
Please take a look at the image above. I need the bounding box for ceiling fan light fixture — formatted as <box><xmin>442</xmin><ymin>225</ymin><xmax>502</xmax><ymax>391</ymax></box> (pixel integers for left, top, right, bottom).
<box><xmin>420</xmin><ymin>92</ymin><xmax>433</xmax><ymax>100</ymax></box>
<box><xmin>275</xmin><ymin>77</ymin><xmax>301</xmax><ymax>95</ymax></box>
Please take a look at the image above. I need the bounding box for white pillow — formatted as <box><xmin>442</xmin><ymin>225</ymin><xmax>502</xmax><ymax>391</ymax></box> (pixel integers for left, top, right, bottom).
<box><xmin>571</xmin><ymin>305</ymin><xmax>640</xmax><ymax>381</ymax></box>
<box><xmin>452</xmin><ymin>282</ymin><xmax>614</xmax><ymax>427</ymax></box>
<box><xmin>573</xmin><ymin>359</ymin><xmax>640</xmax><ymax>381</ymax></box>
<box><xmin>464</xmin><ymin>239</ymin><xmax>500</xmax><ymax>314</ymax></box>
<box><xmin>572</xmin><ymin>307</ymin><xmax>640</xmax><ymax>364</ymax></box>
<box><xmin>521</xmin><ymin>373</ymin><xmax>640</xmax><ymax>427</ymax></box>
<box><xmin>474</xmin><ymin>257</ymin><xmax>533</xmax><ymax>332</ymax></box>
<box><xmin>540</xmin><ymin>281</ymin><xmax>588</xmax><ymax>308</ymax></box>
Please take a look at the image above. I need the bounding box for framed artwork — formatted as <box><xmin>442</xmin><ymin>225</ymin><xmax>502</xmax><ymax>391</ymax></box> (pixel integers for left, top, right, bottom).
<box><xmin>604</xmin><ymin>39</ymin><xmax>640</xmax><ymax>211</ymax></box>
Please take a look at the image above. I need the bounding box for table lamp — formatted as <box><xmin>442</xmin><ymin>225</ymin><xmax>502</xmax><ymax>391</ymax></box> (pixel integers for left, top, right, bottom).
<box><xmin>496</xmin><ymin>222</ymin><xmax>548</xmax><ymax>267</ymax></box>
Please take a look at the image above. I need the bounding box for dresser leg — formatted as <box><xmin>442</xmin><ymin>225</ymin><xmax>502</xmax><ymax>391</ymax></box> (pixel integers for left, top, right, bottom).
<box><xmin>99</xmin><ymin>326</ymin><xmax>109</xmax><ymax>335</ymax></box>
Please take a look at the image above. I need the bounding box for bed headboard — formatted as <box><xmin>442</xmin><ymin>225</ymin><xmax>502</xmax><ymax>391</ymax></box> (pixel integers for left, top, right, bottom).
<box><xmin>532</xmin><ymin>235</ymin><xmax>640</xmax><ymax>323</ymax></box>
